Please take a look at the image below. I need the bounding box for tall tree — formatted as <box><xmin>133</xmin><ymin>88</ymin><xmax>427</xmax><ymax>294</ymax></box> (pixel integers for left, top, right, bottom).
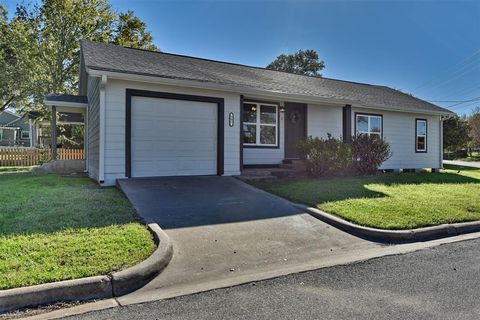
<box><xmin>443</xmin><ymin>115</ymin><xmax>470</xmax><ymax>153</ymax></box>
<box><xmin>266</xmin><ymin>49</ymin><xmax>325</xmax><ymax>77</ymax></box>
<box><xmin>1</xmin><ymin>1</ymin><xmax>158</xmax><ymax>114</ymax></box>
<box><xmin>0</xmin><ymin>4</ymin><xmax>38</xmax><ymax>112</ymax></box>
<box><xmin>111</xmin><ymin>10</ymin><xmax>158</xmax><ymax>51</ymax></box>
<box><xmin>469</xmin><ymin>107</ymin><xmax>480</xmax><ymax>148</ymax></box>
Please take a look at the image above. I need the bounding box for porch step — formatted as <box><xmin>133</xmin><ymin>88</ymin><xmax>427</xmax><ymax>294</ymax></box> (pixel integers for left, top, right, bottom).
<box><xmin>236</xmin><ymin>175</ymin><xmax>278</xmax><ymax>183</ymax></box>
<box><xmin>281</xmin><ymin>160</ymin><xmax>306</xmax><ymax>171</ymax></box>
<box><xmin>239</xmin><ymin>167</ymin><xmax>306</xmax><ymax>181</ymax></box>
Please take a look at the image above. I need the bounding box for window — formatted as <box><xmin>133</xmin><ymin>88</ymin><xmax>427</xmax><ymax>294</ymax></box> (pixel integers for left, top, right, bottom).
<box><xmin>21</xmin><ymin>131</ymin><xmax>30</xmax><ymax>139</ymax></box>
<box><xmin>356</xmin><ymin>114</ymin><xmax>382</xmax><ymax>138</ymax></box>
<box><xmin>243</xmin><ymin>102</ymin><xmax>278</xmax><ymax>147</ymax></box>
<box><xmin>416</xmin><ymin>119</ymin><xmax>427</xmax><ymax>152</ymax></box>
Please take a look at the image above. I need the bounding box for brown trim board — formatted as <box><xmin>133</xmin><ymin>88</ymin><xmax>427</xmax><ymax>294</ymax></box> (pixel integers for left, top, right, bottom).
<box><xmin>125</xmin><ymin>89</ymin><xmax>225</xmax><ymax>178</ymax></box>
<box><xmin>239</xmin><ymin>95</ymin><xmax>244</xmax><ymax>171</ymax></box>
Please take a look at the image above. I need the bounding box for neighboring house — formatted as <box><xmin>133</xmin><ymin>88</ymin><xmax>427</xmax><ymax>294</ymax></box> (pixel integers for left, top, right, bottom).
<box><xmin>44</xmin><ymin>41</ymin><xmax>453</xmax><ymax>186</ymax></box>
<box><xmin>0</xmin><ymin>111</ymin><xmax>36</xmax><ymax>147</ymax></box>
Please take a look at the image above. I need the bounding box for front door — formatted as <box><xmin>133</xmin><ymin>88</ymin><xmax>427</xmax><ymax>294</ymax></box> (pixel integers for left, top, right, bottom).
<box><xmin>284</xmin><ymin>102</ymin><xmax>307</xmax><ymax>159</ymax></box>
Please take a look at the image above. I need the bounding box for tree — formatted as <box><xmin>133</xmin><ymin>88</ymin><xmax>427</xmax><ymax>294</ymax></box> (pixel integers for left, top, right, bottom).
<box><xmin>266</xmin><ymin>49</ymin><xmax>325</xmax><ymax>77</ymax></box>
<box><xmin>111</xmin><ymin>10</ymin><xmax>158</xmax><ymax>51</ymax></box>
<box><xmin>0</xmin><ymin>4</ymin><xmax>38</xmax><ymax>112</ymax></box>
<box><xmin>1</xmin><ymin>0</ymin><xmax>158</xmax><ymax>114</ymax></box>
<box><xmin>443</xmin><ymin>115</ymin><xmax>471</xmax><ymax>153</ymax></box>
<box><xmin>469</xmin><ymin>107</ymin><xmax>480</xmax><ymax>149</ymax></box>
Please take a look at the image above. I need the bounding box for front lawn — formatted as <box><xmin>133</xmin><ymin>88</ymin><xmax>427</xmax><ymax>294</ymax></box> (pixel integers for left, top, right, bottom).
<box><xmin>0</xmin><ymin>174</ymin><xmax>155</xmax><ymax>290</ymax></box>
<box><xmin>258</xmin><ymin>165</ymin><xmax>480</xmax><ymax>230</ymax></box>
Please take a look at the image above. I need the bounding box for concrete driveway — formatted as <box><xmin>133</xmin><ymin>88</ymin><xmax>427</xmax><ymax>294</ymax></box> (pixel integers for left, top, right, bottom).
<box><xmin>117</xmin><ymin>176</ymin><xmax>382</xmax><ymax>305</ymax></box>
<box><xmin>444</xmin><ymin>160</ymin><xmax>480</xmax><ymax>168</ymax></box>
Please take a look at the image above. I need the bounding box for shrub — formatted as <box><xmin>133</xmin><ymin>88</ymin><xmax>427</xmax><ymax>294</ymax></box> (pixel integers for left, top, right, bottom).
<box><xmin>297</xmin><ymin>134</ymin><xmax>352</xmax><ymax>177</ymax></box>
<box><xmin>351</xmin><ymin>134</ymin><xmax>391</xmax><ymax>175</ymax></box>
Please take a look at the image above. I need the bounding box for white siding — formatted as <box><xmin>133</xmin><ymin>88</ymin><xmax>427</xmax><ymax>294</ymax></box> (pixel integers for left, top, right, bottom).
<box><xmin>243</xmin><ymin>114</ymin><xmax>285</xmax><ymax>165</ymax></box>
<box><xmin>352</xmin><ymin>107</ymin><xmax>441</xmax><ymax>169</ymax></box>
<box><xmin>307</xmin><ymin>104</ymin><xmax>343</xmax><ymax>139</ymax></box>
<box><xmin>86</xmin><ymin>76</ymin><xmax>100</xmax><ymax>180</ymax></box>
<box><xmin>102</xmin><ymin>79</ymin><xmax>241</xmax><ymax>186</ymax></box>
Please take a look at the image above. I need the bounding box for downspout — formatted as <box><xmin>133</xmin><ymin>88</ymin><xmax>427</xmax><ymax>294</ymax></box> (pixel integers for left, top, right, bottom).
<box><xmin>440</xmin><ymin>115</ymin><xmax>444</xmax><ymax>169</ymax></box>
<box><xmin>84</xmin><ymin>105</ymin><xmax>88</xmax><ymax>173</ymax></box>
<box><xmin>99</xmin><ymin>74</ymin><xmax>107</xmax><ymax>184</ymax></box>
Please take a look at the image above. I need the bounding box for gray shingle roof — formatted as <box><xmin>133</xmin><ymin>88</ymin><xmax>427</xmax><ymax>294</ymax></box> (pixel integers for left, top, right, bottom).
<box><xmin>81</xmin><ymin>41</ymin><xmax>452</xmax><ymax>115</ymax></box>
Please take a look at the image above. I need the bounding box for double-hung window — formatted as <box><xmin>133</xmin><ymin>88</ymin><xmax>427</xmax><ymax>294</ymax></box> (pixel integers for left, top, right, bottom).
<box><xmin>243</xmin><ymin>102</ymin><xmax>278</xmax><ymax>147</ymax></box>
<box><xmin>355</xmin><ymin>114</ymin><xmax>382</xmax><ymax>138</ymax></box>
<box><xmin>415</xmin><ymin>119</ymin><xmax>427</xmax><ymax>152</ymax></box>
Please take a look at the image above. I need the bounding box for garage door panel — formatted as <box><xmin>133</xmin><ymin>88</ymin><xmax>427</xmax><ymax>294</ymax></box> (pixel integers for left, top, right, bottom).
<box><xmin>131</xmin><ymin>96</ymin><xmax>217</xmax><ymax>177</ymax></box>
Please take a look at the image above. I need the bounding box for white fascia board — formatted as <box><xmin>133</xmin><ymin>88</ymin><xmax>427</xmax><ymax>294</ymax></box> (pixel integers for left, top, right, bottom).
<box><xmin>43</xmin><ymin>100</ymin><xmax>88</xmax><ymax>109</ymax></box>
<box><xmin>86</xmin><ymin>68</ymin><xmax>453</xmax><ymax>117</ymax></box>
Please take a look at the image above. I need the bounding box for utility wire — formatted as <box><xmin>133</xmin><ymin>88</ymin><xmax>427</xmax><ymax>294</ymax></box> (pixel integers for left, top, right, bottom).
<box><xmin>419</xmin><ymin>64</ymin><xmax>480</xmax><ymax>93</ymax></box>
<box><xmin>414</xmin><ymin>48</ymin><xmax>480</xmax><ymax>91</ymax></box>
<box><xmin>446</xmin><ymin>96</ymin><xmax>480</xmax><ymax>109</ymax></box>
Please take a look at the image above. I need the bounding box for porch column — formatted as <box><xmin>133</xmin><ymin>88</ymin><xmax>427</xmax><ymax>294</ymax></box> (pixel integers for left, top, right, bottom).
<box><xmin>29</xmin><ymin>118</ymin><xmax>34</xmax><ymax>147</ymax></box>
<box><xmin>51</xmin><ymin>105</ymin><xmax>57</xmax><ymax>160</ymax></box>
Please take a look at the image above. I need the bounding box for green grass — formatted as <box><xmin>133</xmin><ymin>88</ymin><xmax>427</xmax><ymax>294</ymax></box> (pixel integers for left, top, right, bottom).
<box><xmin>0</xmin><ymin>174</ymin><xmax>155</xmax><ymax>290</ymax></box>
<box><xmin>0</xmin><ymin>166</ymin><xmax>36</xmax><ymax>173</ymax></box>
<box><xmin>258</xmin><ymin>165</ymin><xmax>480</xmax><ymax>230</ymax></box>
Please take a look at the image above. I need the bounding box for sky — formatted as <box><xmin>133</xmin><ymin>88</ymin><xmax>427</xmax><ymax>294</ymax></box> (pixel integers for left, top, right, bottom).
<box><xmin>3</xmin><ymin>0</ymin><xmax>480</xmax><ymax>115</ymax></box>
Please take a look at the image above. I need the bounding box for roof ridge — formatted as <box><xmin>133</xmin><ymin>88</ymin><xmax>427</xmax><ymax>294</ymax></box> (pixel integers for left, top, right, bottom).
<box><xmin>81</xmin><ymin>40</ymin><xmax>392</xmax><ymax>89</ymax></box>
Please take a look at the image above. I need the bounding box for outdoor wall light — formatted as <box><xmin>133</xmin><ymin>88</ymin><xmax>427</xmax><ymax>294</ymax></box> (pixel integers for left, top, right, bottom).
<box><xmin>279</xmin><ymin>105</ymin><xmax>285</xmax><ymax>113</ymax></box>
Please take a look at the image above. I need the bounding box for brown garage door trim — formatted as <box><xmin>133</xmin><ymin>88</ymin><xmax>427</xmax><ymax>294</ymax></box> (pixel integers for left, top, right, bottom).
<box><xmin>125</xmin><ymin>89</ymin><xmax>225</xmax><ymax>178</ymax></box>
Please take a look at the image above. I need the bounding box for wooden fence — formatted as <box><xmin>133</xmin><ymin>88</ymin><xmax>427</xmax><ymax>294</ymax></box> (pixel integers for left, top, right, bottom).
<box><xmin>0</xmin><ymin>148</ymin><xmax>84</xmax><ymax>166</ymax></box>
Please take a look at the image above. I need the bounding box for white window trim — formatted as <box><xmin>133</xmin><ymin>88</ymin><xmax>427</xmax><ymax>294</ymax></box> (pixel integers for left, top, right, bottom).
<box><xmin>243</xmin><ymin>101</ymin><xmax>279</xmax><ymax>147</ymax></box>
<box><xmin>416</xmin><ymin>119</ymin><xmax>427</xmax><ymax>152</ymax></box>
<box><xmin>21</xmin><ymin>131</ymin><xmax>30</xmax><ymax>139</ymax></box>
<box><xmin>356</xmin><ymin>114</ymin><xmax>383</xmax><ymax>137</ymax></box>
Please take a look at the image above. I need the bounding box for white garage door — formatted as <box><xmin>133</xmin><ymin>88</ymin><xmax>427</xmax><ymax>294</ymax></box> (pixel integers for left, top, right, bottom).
<box><xmin>131</xmin><ymin>96</ymin><xmax>217</xmax><ymax>177</ymax></box>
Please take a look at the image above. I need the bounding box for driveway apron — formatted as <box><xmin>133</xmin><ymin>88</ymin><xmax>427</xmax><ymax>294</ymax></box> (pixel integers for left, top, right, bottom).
<box><xmin>117</xmin><ymin>176</ymin><xmax>381</xmax><ymax>304</ymax></box>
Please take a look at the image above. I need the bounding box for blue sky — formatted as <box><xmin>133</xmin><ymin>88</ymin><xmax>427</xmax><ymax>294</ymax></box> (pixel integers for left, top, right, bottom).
<box><xmin>4</xmin><ymin>0</ymin><xmax>480</xmax><ymax>115</ymax></box>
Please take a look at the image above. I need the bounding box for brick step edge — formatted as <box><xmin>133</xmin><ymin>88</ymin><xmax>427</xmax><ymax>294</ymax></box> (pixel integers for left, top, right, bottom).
<box><xmin>0</xmin><ymin>223</ymin><xmax>173</xmax><ymax>314</ymax></box>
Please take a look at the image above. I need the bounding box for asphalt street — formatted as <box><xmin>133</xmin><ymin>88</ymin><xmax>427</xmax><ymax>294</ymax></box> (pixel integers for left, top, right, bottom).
<box><xmin>67</xmin><ymin>237</ymin><xmax>480</xmax><ymax>320</ymax></box>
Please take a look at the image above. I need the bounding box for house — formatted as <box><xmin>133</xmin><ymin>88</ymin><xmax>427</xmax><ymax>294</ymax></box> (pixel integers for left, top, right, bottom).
<box><xmin>43</xmin><ymin>41</ymin><xmax>453</xmax><ymax>186</ymax></box>
<box><xmin>0</xmin><ymin>111</ymin><xmax>36</xmax><ymax>147</ymax></box>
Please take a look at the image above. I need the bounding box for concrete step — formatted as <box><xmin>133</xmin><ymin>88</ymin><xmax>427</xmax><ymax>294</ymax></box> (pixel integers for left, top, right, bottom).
<box><xmin>240</xmin><ymin>169</ymin><xmax>275</xmax><ymax>177</ymax></box>
<box><xmin>236</xmin><ymin>175</ymin><xmax>278</xmax><ymax>183</ymax></box>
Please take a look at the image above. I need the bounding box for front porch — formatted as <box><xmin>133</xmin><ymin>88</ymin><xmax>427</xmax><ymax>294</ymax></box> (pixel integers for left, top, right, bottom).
<box><xmin>40</xmin><ymin>94</ymin><xmax>88</xmax><ymax>173</ymax></box>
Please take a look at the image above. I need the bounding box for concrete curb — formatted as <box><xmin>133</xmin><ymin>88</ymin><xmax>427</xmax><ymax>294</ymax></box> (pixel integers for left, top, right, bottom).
<box><xmin>0</xmin><ymin>223</ymin><xmax>173</xmax><ymax>314</ymax></box>
<box><xmin>111</xmin><ymin>223</ymin><xmax>173</xmax><ymax>296</ymax></box>
<box><xmin>296</xmin><ymin>204</ymin><xmax>480</xmax><ymax>242</ymax></box>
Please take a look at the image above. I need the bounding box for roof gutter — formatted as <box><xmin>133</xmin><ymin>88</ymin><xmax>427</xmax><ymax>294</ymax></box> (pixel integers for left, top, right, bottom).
<box><xmin>86</xmin><ymin>67</ymin><xmax>454</xmax><ymax>116</ymax></box>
